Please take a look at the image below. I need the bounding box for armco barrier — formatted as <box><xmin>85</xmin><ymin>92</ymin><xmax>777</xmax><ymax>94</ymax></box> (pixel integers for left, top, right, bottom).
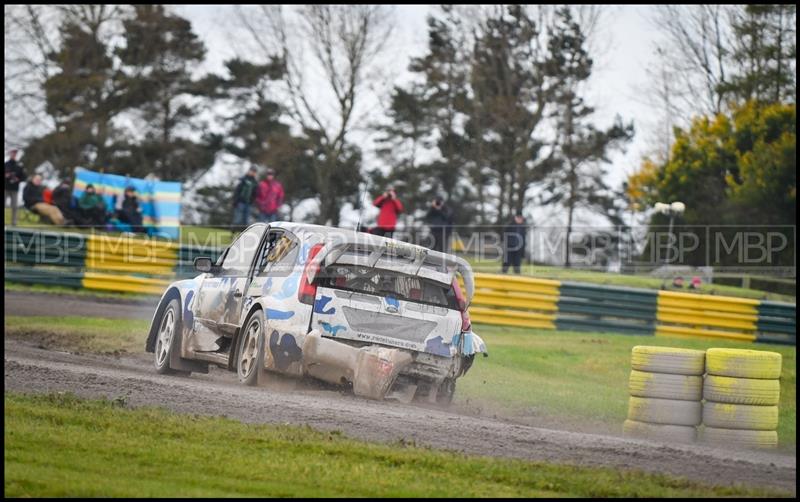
<box><xmin>3</xmin><ymin>227</ymin><xmax>795</xmax><ymax>345</ymax></box>
<box><xmin>557</xmin><ymin>282</ymin><xmax>657</xmax><ymax>336</ymax></box>
<box><xmin>655</xmin><ymin>291</ymin><xmax>760</xmax><ymax>343</ymax></box>
<box><xmin>469</xmin><ymin>273</ymin><xmax>559</xmax><ymax>329</ymax></box>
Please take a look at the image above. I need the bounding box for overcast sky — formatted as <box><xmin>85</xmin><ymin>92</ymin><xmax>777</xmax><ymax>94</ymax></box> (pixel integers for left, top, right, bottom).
<box><xmin>177</xmin><ymin>4</ymin><xmax>661</xmax><ymax>188</ymax></box>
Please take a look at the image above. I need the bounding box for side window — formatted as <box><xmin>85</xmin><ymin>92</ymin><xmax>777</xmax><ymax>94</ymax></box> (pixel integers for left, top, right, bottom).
<box><xmin>220</xmin><ymin>225</ymin><xmax>265</xmax><ymax>276</ymax></box>
<box><xmin>257</xmin><ymin>232</ymin><xmax>298</xmax><ymax>277</ymax></box>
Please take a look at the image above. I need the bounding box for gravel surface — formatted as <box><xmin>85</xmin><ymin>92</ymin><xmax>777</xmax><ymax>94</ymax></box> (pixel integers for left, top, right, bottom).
<box><xmin>4</xmin><ymin>338</ymin><xmax>796</xmax><ymax>494</ymax></box>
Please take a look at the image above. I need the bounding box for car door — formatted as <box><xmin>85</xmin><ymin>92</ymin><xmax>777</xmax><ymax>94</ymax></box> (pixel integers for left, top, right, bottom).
<box><xmin>192</xmin><ymin>224</ymin><xmax>267</xmax><ymax>349</ymax></box>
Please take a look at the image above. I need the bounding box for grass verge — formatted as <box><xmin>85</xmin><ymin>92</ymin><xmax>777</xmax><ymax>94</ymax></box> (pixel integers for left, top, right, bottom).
<box><xmin>4</xmin><ymin>392</ymin><xmax>790</xmax><ymax>497</ymax></box>
<box><xmin>5</xmin><ymin>316</ymin><xmax>149</xmax><ymax>355</ymax></box>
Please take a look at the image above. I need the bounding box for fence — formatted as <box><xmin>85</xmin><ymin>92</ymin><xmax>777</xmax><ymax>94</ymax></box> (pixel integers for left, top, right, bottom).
<box><xmin>4</xmin><ymin>227</ymin><xmax>795</xmax><ymax>345</ymax></box>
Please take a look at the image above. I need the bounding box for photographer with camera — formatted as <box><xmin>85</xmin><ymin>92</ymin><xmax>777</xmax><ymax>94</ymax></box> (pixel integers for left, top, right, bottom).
<box><xmin>369</xmin><ymin>185</ymin><xmax>404</xmax><ymax>238</ymax></box>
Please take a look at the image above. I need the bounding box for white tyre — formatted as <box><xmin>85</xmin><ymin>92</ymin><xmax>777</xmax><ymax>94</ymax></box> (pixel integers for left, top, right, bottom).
<box><xmin>627</xmin><ymin>396</ymin><xmax>702</xmax><ymax>426</ymax></box>
<box><xmin>702</xmin><ymin>402</ymin><xmax>779</xmax><ymax>430</ymax></box>
<box><xmin>629</xmin><ymin>370</ymin><xmax>702</xmax><ymax>401</ymax></box>
<box><xmin>701</xmin><ymin>427</ymin><xmax>778</xmax><ymax>449</ymax></box>
<box><xmin>631</xmin><ymin>346</ymin><xmax>706</xmax><ymax>376</ymax></box>
<box><xmin>705</xmin><ymin>348</ymin><xmax>782</xmax><ymax>379</ymax></box>
<box><xmin>703</xmin><ymin>374</ymin><xmax>780</xmax><ymax>406</ymax></box>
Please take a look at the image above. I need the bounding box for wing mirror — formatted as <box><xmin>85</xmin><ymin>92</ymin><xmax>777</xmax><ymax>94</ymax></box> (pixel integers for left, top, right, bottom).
<box><xmin>194</xmin><ymin>256</ymin><xmax>215</xmax><ymax>274</ymax></box>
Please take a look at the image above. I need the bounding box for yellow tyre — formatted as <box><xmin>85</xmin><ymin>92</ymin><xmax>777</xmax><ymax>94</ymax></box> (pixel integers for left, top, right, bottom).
<box><xmin>701</xmin><ymin>427</ymin><xmax>778</xmax><ymax>449</ymax></box>
<box><xmin>702</xmin><ymin>402</ymin><xmax>779</xmax><ymax>430</ymax></box>
<box><xmin>623</xmin><ymin>419</ymin><xmax>696</xmax><ymax>443</ymax></box>
<box><xmin>628</xmin><ymin>370</ymin><xmax>702</xmax><ymax>401</ymax></box>
<box><xmin>631</xmin><ymin>346</ymin><xmax>706</xmax><ymax>376</ymax></box>
<box><xmin>627</xmin><ymin>396</ymin><xmax>702</xmax><ymax>426</ymax></box>
<box><xmin>705</xmin><ymin>348</ymin><xmax>781</xmax><ymax>379</ymax></box>
<box><xmin>703</xmin><ymin>375</ymin><xmax>780</xmax><ymax>406</ymax></box>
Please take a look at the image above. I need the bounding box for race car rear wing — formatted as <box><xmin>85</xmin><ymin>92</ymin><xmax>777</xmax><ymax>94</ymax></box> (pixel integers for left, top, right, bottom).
<box><xmin>306</xmin><ymin>239</ymin><xmax>475</xmax><ymax>306</ymax></box>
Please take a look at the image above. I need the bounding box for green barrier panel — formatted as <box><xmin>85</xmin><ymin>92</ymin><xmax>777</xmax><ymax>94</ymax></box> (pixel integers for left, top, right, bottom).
<box><xmin>4</xmin><ymin>266</ymin><xmax>85</xmax><ymax>288</ymax></box>
<box><xmin>557</xmin><ymin>282</ymin><xmax>658</xmax><ymax>336</ymax></box>
<box><xmin>559</xmin><ymin>282</ymin><xmax>659</xmax><ymax>305</ymax></box>
<box><xmin>557</xmin><ymin>301</ymin><xmax>656</xmax><ymax>320</ymax></box>
<box><xmin>555</xmin><ymin>318</ymin><xmax>654</xmax><ymax>336</ymax></box>
<box><xmin>5</xmin><ymin>227</ymin><xmax>87</xmax><ymax>268</ymax></box>
<box><xmin>756</xmin><ymin>300</ymin><xmax>796</xmax><ymax>346</ymax></box>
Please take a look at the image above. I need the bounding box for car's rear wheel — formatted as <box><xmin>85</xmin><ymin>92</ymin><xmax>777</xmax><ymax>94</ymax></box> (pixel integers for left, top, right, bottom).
<box><xmin>155</xmin><ymin>299</ymin><xmax>183</xmax><ymax>375</ymax></box>
<box><xmin>237</xmin><ymin>310</ymin><xmax>266</xmax><ymax>386</ymax></box>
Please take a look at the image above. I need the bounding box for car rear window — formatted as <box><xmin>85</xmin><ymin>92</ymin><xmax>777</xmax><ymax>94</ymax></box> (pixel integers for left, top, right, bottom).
<box><xmin>319</xmin><ymin>265</ymin><xmax>458</xmax><ymax>309</ymax></box>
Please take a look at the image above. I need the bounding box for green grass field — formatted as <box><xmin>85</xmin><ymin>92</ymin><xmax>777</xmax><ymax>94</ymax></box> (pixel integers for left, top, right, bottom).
<box><xmin>6</xmin><ymin>316</ymin><xmax>796</xmax><ymax>450</ymax></box>
<box><xmin>4</xmin><ymin>392</ymin><xmax>789</xmax><ymax>497</ymax></box>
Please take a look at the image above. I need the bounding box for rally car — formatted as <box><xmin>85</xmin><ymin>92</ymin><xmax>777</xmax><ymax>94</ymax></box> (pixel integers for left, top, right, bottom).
<box><xmin>145</xmin><ymin>222</ymin><xmax>486</xmax><ymax>403</ymax></box>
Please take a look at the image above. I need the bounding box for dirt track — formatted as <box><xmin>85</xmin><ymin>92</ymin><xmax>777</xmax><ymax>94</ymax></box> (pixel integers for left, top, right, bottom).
<box><xmin>4</xmin><ymin>289</ymin><xmax>797</xmax><ymax>493</ymax></box>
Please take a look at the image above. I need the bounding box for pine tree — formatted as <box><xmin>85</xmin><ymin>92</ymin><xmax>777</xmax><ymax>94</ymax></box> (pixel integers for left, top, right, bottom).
<box><xmin>721</xmin><ymin>4</ymin><xmax>796</xmax><ymax>105</ymax></box>
<box><xmin>114</xmin><ymin>5</ymin><xmax>218</xmax><ymax>181</ymax></box>
<box><xmin>24</xmin><ymin>20</ymin><xmax>122</xmax><ymax>177</ymax></box>
<box><xmin>541</xmin><ymin>7</ymin><xmax>633</xmax><ymax>267</ymax></box>
<box><xmin>469</xmin><ymin>5</ymin><xmax>556</xmax><ymax>223</ymax></box>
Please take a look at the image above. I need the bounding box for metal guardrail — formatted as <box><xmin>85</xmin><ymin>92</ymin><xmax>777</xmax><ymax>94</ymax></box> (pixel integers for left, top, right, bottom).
<box><xmin>4</xmin><ymin>227</ymin><xmax>796</xmax><ymax>345</ymax></box>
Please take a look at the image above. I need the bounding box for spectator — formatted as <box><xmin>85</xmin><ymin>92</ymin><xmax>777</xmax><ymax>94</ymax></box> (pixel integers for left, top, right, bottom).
<box><xmin>424</xmin><ymin>195</ymin><xmax>453</xmax><ymax>253</ymax></box>
<box><xmin>232</xmin><ymin>166</ymin><xmax>258</xmax><ymax>227</ymax></box>
<box><xmin>502</xmin><ymin>211</ymin><xmax>527</xmax><ymax>274</ymax></box>
<box><xmin>77</xmin><ymin>184</ymin><xmax>108</xmax><ymax>228</ymax></box>
<box><xmin>370</xmin><ymin>185</ymin><xmax>404</xmax><ymax>238</ymax></box>
<box><xmin>255</xmin><ymin>167</ymin><xmax>285</xmax><ymax>223</ymax></box>
<box><xmin>5</xmin><ymin>149</ymin><xmax>25</xmax><ymax>226</ymax></box>
<box><xmin>52</xmin><ymin>179</ymin><xmax>77</xmax><ymax>224</ymax></box>
<box><xmin>117</xmin><ymin>186</ymin><xmax>145</xmax><ymax>233</ymax></box>
<box><xmin>22</xmin><ymin>174</ymin><xmax>65</xmax><ymax>225</ymax></box>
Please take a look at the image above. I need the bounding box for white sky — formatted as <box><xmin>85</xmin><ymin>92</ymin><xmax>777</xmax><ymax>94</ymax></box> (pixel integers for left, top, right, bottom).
<box><xmin>168</xmin><ymin>5</ymin><xmax>667</xmax><ymax>229</ymax></box>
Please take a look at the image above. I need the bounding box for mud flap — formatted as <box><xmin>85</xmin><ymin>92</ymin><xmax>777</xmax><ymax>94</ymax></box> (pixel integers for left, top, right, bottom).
<box><xmin>170</xmin><ymin>326</ymin><xmax>209</xmax><ymax>374</ymax></box>
<box><xmin>302</xmin><ymin>331</ymin><xmax>412</xmax><ymax>400</ymax></box>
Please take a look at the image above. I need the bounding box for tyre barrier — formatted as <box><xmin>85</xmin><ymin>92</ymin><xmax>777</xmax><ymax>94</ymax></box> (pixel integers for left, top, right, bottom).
<box><xmin>624</xmin><ymin>346</ymin><xmax>705</xmax><ymax>443</ymax></box>
<box><xmin>700</xmin><ymin>348</ymin><xmax>782</xmax><ymax>449</ymax></box>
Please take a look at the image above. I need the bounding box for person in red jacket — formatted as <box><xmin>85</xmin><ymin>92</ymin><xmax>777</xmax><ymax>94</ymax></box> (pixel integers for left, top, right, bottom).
<box><xmin>255</xmin><ymin>167</ymin><xmax>285</xmax><ymax>223</ymax></box>
<box><xmin>370</xmin><ymin>185</ymin><xmax>403</xmax><ymax>238</ymax></box>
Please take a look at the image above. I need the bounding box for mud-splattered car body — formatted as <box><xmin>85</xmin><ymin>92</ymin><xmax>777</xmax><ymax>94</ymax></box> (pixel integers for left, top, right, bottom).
<box><xmin>146</xmin><ymin>222</ymin><xmax>486</xmax><ymax>403</ymax></box>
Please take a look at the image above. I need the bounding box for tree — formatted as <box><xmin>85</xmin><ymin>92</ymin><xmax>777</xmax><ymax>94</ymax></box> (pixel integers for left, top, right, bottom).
<box><xmin>234</xmin><ymin>5</ymin><xmax>395</xmax><ymax>226</ymax></box>
<box><xmin>115</xmin><ymin>5</ymin><xmax>219</xmax><ymax>182</ymax></box>
<box><xmin>721</xmin><ymin>4</ymin><xmax>796</xmax><ymax>105</ymax></box>
<box><xmin>469</xmin><ymin>5</ymin><xmax>556</xmax><ymax>223</ymax></box>
<box><xmin>541</xmin><ymin>7</ymin><xmax>633</xmax><ymax>267</ymax></box>
<box><xmin>4</xmin><ymin>5</ymin><xmax>127</xmax><ymax>161</ymax></box>
<box><xmin>626</xmin><ymin>100</ymin><xmax>796</xmax><ymax>267</ymax></box>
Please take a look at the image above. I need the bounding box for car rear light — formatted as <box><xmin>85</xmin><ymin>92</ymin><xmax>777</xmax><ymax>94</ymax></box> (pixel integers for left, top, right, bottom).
<box><xmin>298</xmin><ymin>243</ymin><xmax>325</xmax><ymax>305</ymax></box>
<box><xmin>452</xmin><ymin>278</ymin><xmax>471</xmax><ymax>332</ymax></box>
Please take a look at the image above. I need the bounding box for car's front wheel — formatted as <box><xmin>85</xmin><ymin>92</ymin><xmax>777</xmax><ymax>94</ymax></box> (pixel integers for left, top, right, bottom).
<box><xmin>237</xmin><ymin>309</ymin><xmax>266</xmax><ymax>386</ymax></box>
<box><xmin>155</xmin><ymin>298</ymin><xmax>184</xmax><ymax>375</ymax></box>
